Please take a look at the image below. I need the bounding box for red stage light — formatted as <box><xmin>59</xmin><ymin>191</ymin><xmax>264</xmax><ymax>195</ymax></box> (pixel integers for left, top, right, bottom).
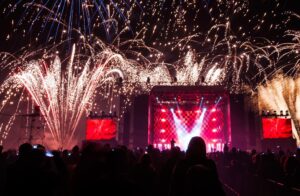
<box><xmin>196</xmin><ymin>110</ymin><xmax>201</xmax><ymax>113</ymax></box>
<box><xmin>211</xmin><ymin>108</ymin><xmax>216</xmax><ymax>112</ymax></box>
<box><xmin>176</xmin><ymin>110</ymin><xmax>182</xmax><ymax>113</ymax></box>
<box><xmin>161</xmin><ymin>109</ymin><xmax>166</xmax><ymax>112</ymax></box>
<box><xmin>160</xmin><ymin>129</ymin><xmax>166</xmax><ymax>133</ymax></box>
<box><xmin>212</xmin><ymin>128</ymin><xmax>217</xmax><ymax>133</ymax></box>
<box><xmin>161</xmin><ymin>118</ymin><xmax>166</xmax><ymax>122</ymax></box>
<box><xmin>212</xmin><ymin>118</ymin><xmax>216</xmax><ymax>121</ymax></box>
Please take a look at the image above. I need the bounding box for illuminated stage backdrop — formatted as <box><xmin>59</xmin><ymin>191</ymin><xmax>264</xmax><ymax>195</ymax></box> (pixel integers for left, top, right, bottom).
<box><xmin>148</xmin><ymin>86</ymin><xmax>231</xmax><ymax>151</ymax></box>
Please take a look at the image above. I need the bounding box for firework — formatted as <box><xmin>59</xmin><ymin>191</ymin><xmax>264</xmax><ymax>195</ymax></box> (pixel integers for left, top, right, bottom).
<box><xmin>251</xmin><ymin>13</ymin><xmax>300</xmax><ymax>147</ymax></box>
<box><xmin>0</xmin><ymin>45</ymin><xmax>132</xmax><ymax>148</ymax></box>
<box><xmin>1</xmin><ymin>0</ymin><xmax>299</xmax><ymax>148</ymax></box>
<box><xmin>3</xmin><ymin>0</ymin><xmax>141</xmax><ymax>42</ymax></box>
<box><xmin>257</xmin><ymin>75</ymin><xmax>300</xmax><ymax>147</ymax></box>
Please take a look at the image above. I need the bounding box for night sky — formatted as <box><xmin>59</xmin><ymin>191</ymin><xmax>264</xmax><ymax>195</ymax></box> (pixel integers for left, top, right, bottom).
<box><xmin>0</xmin><ymin>0</ymin><xmax>299</xmax><ymax>59</ymax></box>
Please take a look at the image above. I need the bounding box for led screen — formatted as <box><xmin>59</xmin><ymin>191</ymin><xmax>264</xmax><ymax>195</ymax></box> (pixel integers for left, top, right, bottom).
<box><xmin>149</xmin><ymin>88</ymin><xmax>231</xmax><ymax>152</ymax></box>
<box><xmin>152</xmin><ymin>105</ymin><xmax>226</xmax><ymax>151</ymax></box>
<box><xmin>86</xmin><ymin>119</ymin><xmax>117</xmax><ymax>140</ymax></box>
<box><xmin>262</xmin><ymin>117</ymin><xmax>292</xmax><ymax>139</ymax></box>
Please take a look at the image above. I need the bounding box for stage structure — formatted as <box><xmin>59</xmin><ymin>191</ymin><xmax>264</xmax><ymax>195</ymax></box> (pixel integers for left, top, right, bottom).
<box><xmin>19</xmin><ymin>105</ymin><xmax>45</xmax><ymax>145</ymax></box>
<box><xmin>148</xmin><ymin>86</ymin><xmax>231</xmax><ymax>152</ymax></box>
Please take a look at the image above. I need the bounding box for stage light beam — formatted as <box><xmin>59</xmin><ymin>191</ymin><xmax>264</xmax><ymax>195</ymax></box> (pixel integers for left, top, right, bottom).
<box><xmin>171</xmin><ymin>107</ymin><xmax>207</xmax><ymax>150</ymax></box>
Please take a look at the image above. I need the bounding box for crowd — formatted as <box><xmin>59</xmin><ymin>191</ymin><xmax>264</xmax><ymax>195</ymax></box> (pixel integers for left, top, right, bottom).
<box><xmin>210</xmin><ymin>146</ymin><xmax>300</xmax><ymax>195</ymax></box>
<box><xmin>0</xmin><ymin>137</ymin><xmax>299</xmax><ymax>196</ymax></box>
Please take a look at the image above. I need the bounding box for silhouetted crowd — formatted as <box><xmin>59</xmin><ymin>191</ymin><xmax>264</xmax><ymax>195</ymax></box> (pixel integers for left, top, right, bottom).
<box><xmin>0</xmin><ymin>137</ymin><xmax>299</xmax><ymax>196</ymax></box>
<box><xmin>210</xmin><ymin>146</ymin><xmax>300</xmax><ymax>195</ymax></box>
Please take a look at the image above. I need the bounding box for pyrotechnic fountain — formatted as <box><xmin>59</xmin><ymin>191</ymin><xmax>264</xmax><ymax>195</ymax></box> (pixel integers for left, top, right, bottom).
<box><xmin>0</xmin><ymin>45</ymin><xmax>131</xmax><ymax>148</ymax></box>
<box><xmin>257</xmin><ymin>75</ymin><xmax>300</xmax><ymax>146</ymax></box>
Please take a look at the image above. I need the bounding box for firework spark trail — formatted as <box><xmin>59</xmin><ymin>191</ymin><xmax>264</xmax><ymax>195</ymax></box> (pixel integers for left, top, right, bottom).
<box><xmin>246</xmin><ymin>13</ymin><xmax>300</xmax><ymax>147</ymax></box>
<box><xmin>274</xmin><ymin>30</ymin><xmax>300</xmax><ymax>76</ymax></box>
<box><xmin>0</xmin><ymin>89</ymin><xmax>25</xmax><ymax>145</ymax></box>
<box><xmin>6</xmin><ymin>45</ymin><xmax>129</xmax><ymax>148</ymax></box>
<box><xmin>4</xmin><ymin>0</ymin><xmax>141</xmax><ymax>42</ymax></box>
<box><xmin>167</xmin><ymin>22</ymin><xmax>254</xmax><ymax>89</ymax></box>
<box><xmin>2</xmin><ymin>0</ymin><xmax>286</xmax><ymax>50</ymax></box>
<box><xmin>0</xmin><ymin>23</ymin><xmax>164</xmax><ymax>148</ymax></box>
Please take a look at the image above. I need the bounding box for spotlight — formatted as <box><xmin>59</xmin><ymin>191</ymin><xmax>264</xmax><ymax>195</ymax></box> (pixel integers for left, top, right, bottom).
<box><xmin>161</xmin><ymin>118</ymin><xmax>166</xmax><ymax>122</ymax></box>
<box><xmin>280</xmin><ymin>110</ymin><xmax>283</xmax><ymax>116</ymax></box>
<box><xmin>171</xmin><ymin>106</ymin><xmax>207</xmax><ymax>150</ymax></box>
<box><xmin>211</xmin><ymin>108</ymin><xmax>216</xmax><ymax>112</ymax></box>
<box><xmin>212</xmin><ymin>118</ymin><xmax>216</xmax><ymax>121</ymax></box>
<box><xmin>212</xmin><ymin>128</ymin><xmax>217</xmax><ymax>133</ymax></box>
<box><xmin>176</xmin><ymin>110</ymin><xmax>182</xmax><ymax>114</ymax></box>
<box><xmin>161</xmin><ymin>109</ymin><xmax>166</xmax><ymax>112</ymax></box>
<box><xmin>160</xmin><ymin>129</ymin><xmax>166</xmax><ymax>133</ymax></box>
<box><xmin>156</xmin><ymin>97</ymin><xmax>160</xmax><ymax>103</ymax></box>
<box><xmin>175</xmin><ymin>119</ymin><xmax>181</xmax><ymax>123</ymax></box>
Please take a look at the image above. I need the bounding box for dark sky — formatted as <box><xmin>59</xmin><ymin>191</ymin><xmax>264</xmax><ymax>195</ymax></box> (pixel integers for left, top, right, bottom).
<box><xmin>0</xmin><ymin>0</ymin><xmax>299</xmax><ymax>61</ymax></box>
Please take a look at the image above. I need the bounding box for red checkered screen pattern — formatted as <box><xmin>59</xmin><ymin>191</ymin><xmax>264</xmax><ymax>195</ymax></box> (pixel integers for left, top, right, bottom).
<box><xmin>150</xmin><ymin>93</ymin><xmax>229</xmax><ymax>151</ymax></box>
<box><xmin>262</xmin><ymin>117</ymin><xmax>292</xmax><ymax>139</ymax></box>
<box><xmin>86</xmin><ymin>119</ymin><xmax>117</xmax><ymax>140</ymax></box>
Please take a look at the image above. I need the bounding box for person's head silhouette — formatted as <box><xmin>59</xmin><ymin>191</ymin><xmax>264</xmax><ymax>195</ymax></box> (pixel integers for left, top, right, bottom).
<box><xmin>186</xmin><ymin>136</ymin><xmax>206</xmax><ymax>160</ymax></box>
<box><xmin>18</xmin><ymin>143</ymin><xmax>32</xmax><ymax>158</ymax></box>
